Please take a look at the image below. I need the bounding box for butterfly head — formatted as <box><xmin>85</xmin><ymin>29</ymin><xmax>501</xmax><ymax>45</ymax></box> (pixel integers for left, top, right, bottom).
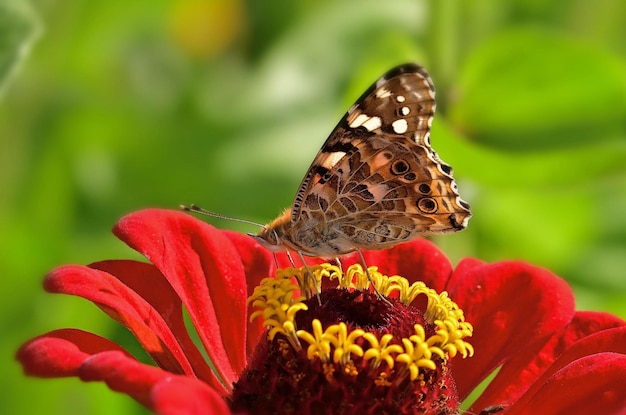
<box><xmin>249</xmin><ymin>228</ymin><xmax>282</xmax><ymax>252</ymax></box>
<box><xmin>249</xmin><ymin>209</ymin><xmax>293</xmax><ymax>253</ymax></box>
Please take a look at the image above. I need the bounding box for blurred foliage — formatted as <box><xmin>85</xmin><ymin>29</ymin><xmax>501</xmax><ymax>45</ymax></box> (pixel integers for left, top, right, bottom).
<box><xmin>0</xmin><ymin>0</ymin><xmax>40</xmax><ymax>95</ymax></box>
<box><xmin>1</xmin><ymin>0</ymin><xmax>626</xmax><ymax>413</ymax></box>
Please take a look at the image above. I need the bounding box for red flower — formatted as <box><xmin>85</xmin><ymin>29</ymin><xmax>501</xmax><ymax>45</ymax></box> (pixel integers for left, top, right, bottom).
<box><xmin>17</xmin><ymin>209</ymin><xmax>626</xmax><ymax>414</ymax></box>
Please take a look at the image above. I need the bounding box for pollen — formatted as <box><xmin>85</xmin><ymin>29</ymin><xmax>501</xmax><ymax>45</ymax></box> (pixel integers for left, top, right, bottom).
<box><xmin>247</xmin><ymin>263</ymin><xmax>474</xmax><ymax>384</ymax></box>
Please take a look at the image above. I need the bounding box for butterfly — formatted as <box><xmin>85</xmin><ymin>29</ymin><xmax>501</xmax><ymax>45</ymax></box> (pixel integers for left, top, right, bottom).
<box><xmin>251</xmin><ymin>63</ymin><xmax>471</xmax><ymax>265</ymax></box>
<box><xmin>183</xmin><ymin>63</ymin><xmax>470</xmax><ymax>297</ymax></box>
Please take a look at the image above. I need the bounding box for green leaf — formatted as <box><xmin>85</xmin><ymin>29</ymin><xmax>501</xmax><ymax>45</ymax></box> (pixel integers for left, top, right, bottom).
<box><xmin>0</xmin><ymin>0</ymin><xmax>41</xmax><ymax>96</ymax></box>
<box><xmin>450</xmin><ymin>27</ymin><xmax>626</xmax><ymax>150</ymax></box>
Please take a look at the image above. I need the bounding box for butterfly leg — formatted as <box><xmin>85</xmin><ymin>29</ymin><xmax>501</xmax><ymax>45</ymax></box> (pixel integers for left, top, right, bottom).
<box><xmin>334</xmin><ymin>257</ymin><xmax>343</xmax><ymax>270</ymax></box>
<box><xmin>286</xmin><ymin>250</ymin><xmax>319</xmax><ymax>302</ymax></box>
<box><xmin>271</xmin><ymin>252</ymin><xmax>280</xmax><ymax>271</ymax></box>
<box><xmin>357</xmin><ymin>249</ymin><xmax>392</xmax><ymax>306</ymax></box>
<box><xmin>284</xmin><ymin>249</ymin><xmax>297</xmax><ymax>268</ymax></box>
<box><xmin>295</xmin><ymin>251</ymin><xmax>322</xmax><ymax>304</ymax></box>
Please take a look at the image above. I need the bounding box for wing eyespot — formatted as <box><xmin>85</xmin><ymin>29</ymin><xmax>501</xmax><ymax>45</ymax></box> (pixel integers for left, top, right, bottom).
<box><xmin>417</xmin><ymin>197</ymin><xmax>438</xmax><ymax>214</ymax></box>
<box><xmin>418</xmin><ymin>183</ymin><xmax>431</xmax><ymax>194</ymax></box>
<box><xmin>390</xmin><ymin>159</ymin><xmax>410</xmax><ymax>175</ymax></box>
<box><xmin>403</xmin><ymin>172</ymin><xmax>416</xmax><ymax>181</ymax></box>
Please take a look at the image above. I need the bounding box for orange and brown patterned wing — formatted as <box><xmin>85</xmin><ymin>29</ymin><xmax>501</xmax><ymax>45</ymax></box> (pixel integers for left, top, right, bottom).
<box><xmin>289</xmin><ymin>63</ymin><xmax>470</xmax><ymax>254</ymax></box>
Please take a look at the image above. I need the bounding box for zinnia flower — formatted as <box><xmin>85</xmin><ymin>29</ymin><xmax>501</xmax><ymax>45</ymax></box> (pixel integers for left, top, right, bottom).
<box><xmin>17</xmin><ymin>209</ymin><xmax>626</xmax><ymax>414</ymax></box>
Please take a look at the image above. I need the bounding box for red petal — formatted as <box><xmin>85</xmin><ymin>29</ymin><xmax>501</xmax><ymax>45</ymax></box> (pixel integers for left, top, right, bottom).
<box><xmin>470</xmin><ymin>312</ymin><xmax>626</xmax><ymax>410</ymax></box>
<box><xmin>223</xmin><ymin>230</ymin><xmax>275</xmax><ymax>357</ymax></box>
<box><xmin>454</xmin><ymin>257</ymin><xmax>486</xmax><ymax>276</ymax></box>
<box><xmin>43</xmin><ymin>262</ymin><xmax>227</xmax><ymax>395</ymax></box>
<box><xmin>222</xmin><ymin>230</ymin><xmax>274</xmax><ymax>297</ymax></box>
<box><xmin>92</xmin><ymin>260</ymin><xmax>230</xmax><ymax>395</ymax></box>
<box><xmin>505</xmin><ymin>353</ymin><xmax>626</xmax><ymax>415</ymax></box>
<box><xmin>114</xmin><ymin>209</ymin><xmax>248</xmax><ymax>384</ymax></box>
<box><xmin>43</xmin><ymin>264</ymin><xmax>186</xmax><ymax>373</ymax></box>
<box><xmin>18</xmin><ymin>329</ymin><xmax>230</xmax><ymax>412</ymax></box>
<box><xmin>358</xmin><ymin>239</ymin><xmax>454</xmax><ymax>292</ymax></box>
<box><xmin>151</xmin><ymin>377</ymin><xmax>233</xmax><ymax>415</ymax></box>
<box><xmin>79</xmin><ymin>351</ymin><xmax>232</xmax><ymax>413</ymax></box>
<box><xmin>79</xmin><ymin>349</ymin><xmax>231</xmax><ymax>412</ymax></box>
<box><xmin>78</xmin><ymin>350</ymin><xmax>167</xmax><ymax>407</ymax></box>
<box><xmin>447</xmin><ymin>261</ymin><xmax>576</xmax><ymax>399</ymax></box>
<box><xmin>503</xmin><ymin>324</ymin><xmax>626</xmax><ymax>411</ymax></box>
<box><xmin>17</xmin><ymin>329</ymin><xmax>129</xmax><ymax>377</ymax></box>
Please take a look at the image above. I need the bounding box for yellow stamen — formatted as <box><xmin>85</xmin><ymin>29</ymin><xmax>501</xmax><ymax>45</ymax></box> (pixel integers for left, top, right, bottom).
<box><xmin>363</xmin><ymin>333</ymin><xmax>404</xmax><ymax>369</ymax></box>
<box><xmin>247</xmin><ymin>263</ymin><xmax>474</xmax><ymax>383</ymax></box>
<box><xmin>323</xmin><ymin>322</ymin><xmax>365</xmax><ymax>365</ymax></box>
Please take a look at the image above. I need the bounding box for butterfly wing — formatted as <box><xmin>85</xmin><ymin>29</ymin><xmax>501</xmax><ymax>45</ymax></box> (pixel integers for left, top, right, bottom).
<box><xmin>286</xmin><ymin>63</ymin><xmax>471</xmax><ymax>254</ymax></box>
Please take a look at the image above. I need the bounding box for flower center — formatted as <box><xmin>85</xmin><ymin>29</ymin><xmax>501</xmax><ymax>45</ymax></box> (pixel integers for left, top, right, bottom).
<box><xmin>230</xmin><ymin>264</ymin><xmax>473</xmax><ymax>415</ymax></box>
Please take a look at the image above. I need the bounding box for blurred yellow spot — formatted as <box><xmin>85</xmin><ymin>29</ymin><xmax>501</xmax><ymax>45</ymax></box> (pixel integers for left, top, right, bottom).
<box><xmin>169</xmin><ymin>0</ymin><xmax>244</xmax><ymax>59</ymax></box>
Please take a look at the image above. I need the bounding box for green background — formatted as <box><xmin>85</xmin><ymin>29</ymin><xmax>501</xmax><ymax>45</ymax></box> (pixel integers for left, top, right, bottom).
<box><xmin>2</xmin><ymin>0</ymin><xmax>626</xmax><ymax>413</ymax></box>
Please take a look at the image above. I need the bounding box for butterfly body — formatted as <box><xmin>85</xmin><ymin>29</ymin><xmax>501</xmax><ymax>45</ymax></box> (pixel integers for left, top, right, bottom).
<box><xmin>253</xmin><ymin>63</ymin><xmax>471</xmax><ymax>259</ymax></box>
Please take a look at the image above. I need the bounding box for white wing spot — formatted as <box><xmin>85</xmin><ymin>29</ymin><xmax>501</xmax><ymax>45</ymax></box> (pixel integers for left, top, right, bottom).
<box><xmin>401</xmin><ymin>106</ymin><xmax>410</xmax><ymax>116</ymax></box>
<box><xmin>348</xmin><ymin>112</ymin><xmax>381</xmax><ymax>131</ymax></box>
<box><xmin>376</xmin><ymin>88</ymin><xmax>392</xmax><ymax>99</ymax></box>
<box><xmin>362</xmin><ymin>116</ymin><xmax>382</xmax><ymax>131</ymax></box>
<box><xmin>348</xmin><ymin>112</ymin><xmax>368</xmax><ymax>128</ymax></box>
<box><xmin>321</xmin><ymin>151</ymin><xmax>347</xmax><ymax>169</ymax></box>
<box><xmin>396</xmin><ymin>95</ymin><xmax>406</xmax><ymax>103</ymax></box>
<box><xmin>392</xmin><ymin>119</ymin><xmax>408</xmax><ymax>134</ymax></box>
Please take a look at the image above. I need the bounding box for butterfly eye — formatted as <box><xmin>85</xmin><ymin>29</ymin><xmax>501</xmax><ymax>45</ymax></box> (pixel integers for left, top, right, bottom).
<box><xmin>417</xmin><ymin>197</ymin><xmax>438</xmax><ymax>214</ymax></box>
<box><xmin>390</xmin><ymin>159</ymin><xmax>410</xmax><ymax>175</ymax></box>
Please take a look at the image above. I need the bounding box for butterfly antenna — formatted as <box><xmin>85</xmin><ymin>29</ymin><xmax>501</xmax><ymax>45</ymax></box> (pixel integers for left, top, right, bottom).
<box><xmin>180</xmin><ymin>204</ymin><xmax>266</xmax><ymax>229</ymax></box>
